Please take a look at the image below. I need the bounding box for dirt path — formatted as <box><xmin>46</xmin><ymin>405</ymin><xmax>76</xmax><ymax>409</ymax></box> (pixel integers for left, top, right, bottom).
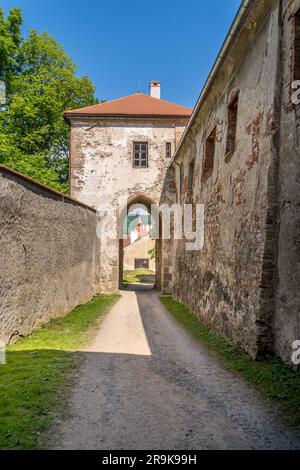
<box><xmin>48</xmin><ymin>286</ymin><xmax>300</xmax><ymax>450</ymax></box>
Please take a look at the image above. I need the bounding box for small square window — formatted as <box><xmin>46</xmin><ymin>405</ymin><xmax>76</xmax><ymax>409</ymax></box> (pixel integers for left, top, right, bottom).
<box><xmin>133</xmin><ymin>142</ymin><xmax>148</xmax><ymax>168</ymax></box>
<box><xmin>135</xmin><ymin>258</ymin><xmax>149</xmax><ymax>269</ymax></box>
<box><xmin>203</xmin><ymin>127</ymin><xmax>216</xmax><ymax>180</ymax></box>
<box><xmin>225</xmin><ymin>94</ymin><xmax>239</xmax><ymax>160</ymax></box>
<box><xmin>188</xmin><ymin>159</ymin><xmax>194</xmax><ymax>193</ymax></box>
<box><xmin>294</xmin><ymin>10</ymin><xmax>300</xmax><ymax>81</ymax></box>
<box><xmin>166</xmin><ymin>142</ymin><xmax>172</xmax><ymax>158</ymax></box>
<box><xmin>179</xmin><ymin>163</ymin><xmax>184</xmax><ymax>201</ymax></box>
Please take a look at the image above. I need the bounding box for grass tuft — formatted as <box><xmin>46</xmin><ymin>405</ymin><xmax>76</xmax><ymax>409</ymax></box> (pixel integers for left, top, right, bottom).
<box><xmin>160</xmin><ymin>295</ymin><xmax>300</xmax><ymax>427</ymax></box>
<box><xmin>0</xmin><ymin>293</ymin><xmax>120</xmax><ymax>449</ymax></box>
<box><xmin>123</xmin><ymin>269</ymin><xmax>155</xmax><ymax>286</ymax></box>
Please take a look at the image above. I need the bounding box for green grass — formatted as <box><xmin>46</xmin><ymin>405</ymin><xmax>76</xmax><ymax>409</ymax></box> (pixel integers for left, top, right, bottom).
<box><xmin>160</xmin><ymin>295</ymin><xmax>300</xmax><ymax>427</ymax></box>
<box><xmin>123</xmin><ymin>269</ymin><xmax>155</xmax><ymax>286</ymax></box>
<box><xmin>0</xmin><ymin>293</ymin><xmax>120</xmax><ymax>450</ymax></box>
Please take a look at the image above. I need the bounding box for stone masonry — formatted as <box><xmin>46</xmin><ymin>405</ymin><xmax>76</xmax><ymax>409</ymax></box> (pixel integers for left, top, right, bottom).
<box><xmin>65</xmin><ymin>87</ymin><xmax>191</xmax><ymax>292</ymax></box>
<box><xmin>2</xmin><ymin>0</ymin><xmax>299</xmax><ymax>367</ymax></box>
<box><xmin>167</xmin><ymin>0</ymin><xmax>300</xmax><ymax>363</ymax></box>
<box><xmin>0</xmin><ymin>165</ymin><xmax>101</xmax><ymax>343</ymax></box>
<box><xmin>65</xmin><ymin>0</ymin><xmax>300</xmax><ymax>365</ymax></box>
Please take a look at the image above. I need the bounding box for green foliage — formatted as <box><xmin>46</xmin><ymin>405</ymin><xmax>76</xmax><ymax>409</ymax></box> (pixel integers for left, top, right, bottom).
<box><xmin>160</xmin><ymin>295</ymin><xmax>300</xmax><ymax>427</ymax></box>
<box><xmin>0</xmin><ymin>8</ymin><xmax>97</xmax><ymax>193</ymax></box>
<box><xmin>148</xmin><ymin>247</ymin><xmax>156</xmax><ymax>260</ymax></box>
<box><xmin>0</xmin><ymin>293</ymin><xmax>120</xmax><ymax>449</ymax></box>
<box><xmin>123</xmin><ymin>269</ymin><xmax>155</xmax><ymax>286</ymax></box>
<box><xmin>0</xmin><ymin>7</ymin><xmax>22</xmax><ymax>94</ymax></box>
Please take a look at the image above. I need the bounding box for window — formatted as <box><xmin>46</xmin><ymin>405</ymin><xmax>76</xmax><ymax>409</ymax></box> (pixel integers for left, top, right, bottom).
<box><xmin>294</xmin><ymin>10</ymin><xmax>300</xmax><ymax>81</ymax></box>
<box><xmin>179</xmin><ymin>163</ymin><xmax>184</xmax><ymax>198</ymax></box>
<box><xmin>135</xmin><ymin>258</ymin><xmax>149</xmax><ymax>269</ymax></box>
<box><xmin>188</xmin><ymin>159</ymin><xmax>194</xmax><ymax>193</ymax></box>
<box><xmin>133</xmin><ymin>142</ymin><xmax>148</xmax><ymax>167</ymax></box>
<box><xmin>225</xmin><ymin>94</ymin><xmax>239</xmax><ymax>160</ymax></box>
<box><xmin>203</xmin><ymin>127</ymin><xmax>216</xmax><ymax>179</ymax></box>
<box><xmin>166</xmin><ymin>142</ymin><xmax>172</xmax><ymax>158</ymax></box>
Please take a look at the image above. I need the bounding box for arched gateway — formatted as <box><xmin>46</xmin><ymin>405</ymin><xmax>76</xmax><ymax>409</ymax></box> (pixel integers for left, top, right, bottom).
<box><xmin>118</xmin><ymin>194</ymin><xmax>161</xmax><ymax>290</ymax></box>
<box><xmin>65</xmin><ymin>82</ymin><xmax>191</xmax><ymax>293</ymax></box>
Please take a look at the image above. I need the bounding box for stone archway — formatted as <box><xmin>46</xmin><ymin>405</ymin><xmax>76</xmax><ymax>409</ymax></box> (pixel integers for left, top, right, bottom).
<box><xmin>118</xmin><ymin>194</ymin><xmax>162</xmax><ymax>290</ymax></box>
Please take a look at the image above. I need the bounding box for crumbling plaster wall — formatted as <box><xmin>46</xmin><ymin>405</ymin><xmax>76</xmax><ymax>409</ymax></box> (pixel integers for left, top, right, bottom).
<box><xmin>0</xmin><ymin>166</ymin><xmax>101</xmax><ymax>343</ymax></box>
<box><xmin>274</xmin><ymin>0</ymin><xmax>300</xmax><ymax>362</ymax></box>
<box><xmin>70</xmin><ymin>119</ymin><xmax>186</xmax><ymax>292</ymax></box>
<box><xmin>170</xmin><ymin>0</ymin><xmax>281</xmax><ymax>359</ymax></box>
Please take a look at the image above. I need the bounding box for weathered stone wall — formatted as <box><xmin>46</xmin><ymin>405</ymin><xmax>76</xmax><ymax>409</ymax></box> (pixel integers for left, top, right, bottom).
<box><xmin>159</xmin><ymin>165</ymin><xmax>177</xmax><ymax>294</ymax></box>
<box><xmin>273</xmin><ymin>0</ymin><xmax>300</xmax><ymax>362</ymax></box>
<box><xmin>0</xmin><ymin>166</ymin><xmax>101</xmax><ymax>343</ymax></box>
<box><xmin>69</xmin><ymin>118</ymin><xmax>187</xmax><ymax>292</ymax></box>
<box><xmin>170</xmin><ymin>0</ymin><xmax>281</xmax><ymax>359</ymax></box>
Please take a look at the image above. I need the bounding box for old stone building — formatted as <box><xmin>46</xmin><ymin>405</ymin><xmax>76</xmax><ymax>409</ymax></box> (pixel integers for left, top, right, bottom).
<box><xmin>1</xmin><ymin>0</ymin><xmax>300</xmax><ymax>369</ymax></box>
<box><xmin>65</xmin><ymin>82</ymin><xmax>191</xmax><ymax>291</ymax></box>
<box><xmin>167</xmin><ymin>0</ymin><xmax>300</xmax><ymax>363</ymax></box>
<box><xmin>64</xmin><ymin>0</ymin><xmax>300</xmax><ymax>365</ymax></box>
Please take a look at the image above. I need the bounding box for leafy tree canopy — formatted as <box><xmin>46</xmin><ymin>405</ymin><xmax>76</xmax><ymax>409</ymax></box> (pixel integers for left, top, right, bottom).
<box><xmin>0</xmin><ymin>8</ymin><xmax>97</xmax><ymax>193</ymax></box>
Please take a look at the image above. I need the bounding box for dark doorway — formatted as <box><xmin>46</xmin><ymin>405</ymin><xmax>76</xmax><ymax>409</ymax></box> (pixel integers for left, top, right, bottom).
<box><xmin>135</xmin><ymin>259</ymin><xmax>149</xmax><ymax>270</ymax></box>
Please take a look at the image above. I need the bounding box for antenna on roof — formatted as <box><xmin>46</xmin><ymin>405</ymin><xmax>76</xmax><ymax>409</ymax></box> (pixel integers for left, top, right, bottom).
<box><xmin>137</xmin><ymin>80</ymin><xmax>141</xmax><ymax>93</ymax></box>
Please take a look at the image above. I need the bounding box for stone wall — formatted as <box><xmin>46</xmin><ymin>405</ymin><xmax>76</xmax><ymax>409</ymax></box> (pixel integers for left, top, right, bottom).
<box><xmin>169</xmin><ymin>0</ymin><xmax>281</xmax><ymax>359</ymax></box>
<box><xmin>62</xmin><ymin>0</ymin><xmax>300</xmax><ymax>363</ymax></box>
<box><xmin>273</xmin><ymin>0</ymin><xmax>300</xmax><ymax>362</ymax></box>
<box><xmin>69</xmin><ymin>118</ymin><xmax>187</xmax><ymax>292</ymax></box>
<box><xmin>0</xmin><ymin>165</ymin><xmax>101</xmax><ymax>343</ymax></box>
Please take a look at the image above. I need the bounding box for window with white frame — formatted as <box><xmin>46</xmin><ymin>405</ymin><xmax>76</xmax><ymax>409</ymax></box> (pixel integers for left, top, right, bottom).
<box><xmin>133</xmin><ymin>142</ymin><xmax>148</xmax><ymax>168</ymax></box>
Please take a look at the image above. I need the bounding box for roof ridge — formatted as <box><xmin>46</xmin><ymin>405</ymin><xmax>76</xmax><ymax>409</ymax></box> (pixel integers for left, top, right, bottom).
<box><xmin>65</xmin><ymin>92</ymin><xmax>193</xmax><ymax>117</ymax></box>
<box><xmin>65</xmin><ymin>93</ymin><xmax>140</xmax><ymax>113</ymax></box>
<box><xmin>131</xmin><ymin>92</ymin><xmax>192</xmax><ymax>110</ymax></box>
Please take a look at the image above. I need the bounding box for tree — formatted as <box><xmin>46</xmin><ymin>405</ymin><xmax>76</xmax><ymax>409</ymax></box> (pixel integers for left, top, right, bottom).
<box><xmin>0</xmin><ymin>7</ymin><xmax>22</xmax><ymax>94</ymax></box>
<box><xmin>148</xmin><ymin>247</ymin><xmax>156</xmax><ymax>260</ymax></box>
<box><xmin>0</xmin><ymin>9</ymin><xmax>97</xmax><ymax>193</ymax></box>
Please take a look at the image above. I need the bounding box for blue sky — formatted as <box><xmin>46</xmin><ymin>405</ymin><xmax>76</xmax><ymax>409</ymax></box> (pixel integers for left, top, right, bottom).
<box><xmin>2</xmin><ymin>0</ymin><xmax>241</xmax><ymax>108</ymax></box>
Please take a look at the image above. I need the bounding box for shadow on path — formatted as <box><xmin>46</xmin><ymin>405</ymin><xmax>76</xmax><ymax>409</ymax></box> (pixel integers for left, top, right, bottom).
<box><xmin>46</xmin><ymin>288</ymin><xmax>300</xmax><ymax>450</ymax></box>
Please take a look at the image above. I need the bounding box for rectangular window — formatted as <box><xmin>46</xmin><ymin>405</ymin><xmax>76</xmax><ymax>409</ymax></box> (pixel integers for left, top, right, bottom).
<box><xmin>166</xmin><ymin>142</ymin><xmax>172</xmax><ymax>158</ymax></box>
<box><xmin>179</xmin><ymin>163</ymin><xmax>184</xmax><ymax>196</ymax></box>
<box><xmin>203</xmin><ymin>127</ymin><xmax>216</xmax><ymax>179</ymax></box>
<box><xmin>135</xmin><ymin>258</ymin><xmax>149</xmax><ymax>269</ymax></box>
<box><xmin>294</xmin><ymin>10</ymin><xmax>300</xmax><ymax>81</ymax></box>
<box><xmin>225</xmin><ymin>94</ymin><xmax>239</xmax><ymax>160</ymax></box>
<box><xmin>133</xmin><ymin>142</ymin><xmax>148</xmax><ymax>168</ymax></box>
<box><xmin>188</xmin><ymin>158</ymin><xmax>194</xmax><ymax>193</ymax></box>
<box><xmin>177</xmin><ymin>163</ymin><xmax>184</xmax><ymax>203</ymax></box>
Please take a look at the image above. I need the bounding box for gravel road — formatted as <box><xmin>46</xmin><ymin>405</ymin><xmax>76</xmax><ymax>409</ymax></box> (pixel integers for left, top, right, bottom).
<box><xmin>48</xmin><ymin>285</ymin><xmax>300</xmax><ymax>450</ymax></box>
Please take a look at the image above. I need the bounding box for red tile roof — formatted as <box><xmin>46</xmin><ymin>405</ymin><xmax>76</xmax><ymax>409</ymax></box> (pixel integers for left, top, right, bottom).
<box><xmin>65</xmin><ymin>93</ymin><xmax>192</xmax><ymax>118</ymax></box>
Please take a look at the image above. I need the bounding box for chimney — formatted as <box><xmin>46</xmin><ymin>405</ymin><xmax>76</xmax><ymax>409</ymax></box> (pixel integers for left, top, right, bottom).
<box><xmin>150</xmin><ymin>81</ymin><xmax>161</xmax><ymax>99</ymax></box>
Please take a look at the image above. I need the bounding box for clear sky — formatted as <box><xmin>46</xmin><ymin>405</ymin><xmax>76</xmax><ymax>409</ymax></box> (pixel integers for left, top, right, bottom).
<box><xmin>2</xmin><ymin>0</ymin><xmax>242</xmax><ymax>108</ymax></box>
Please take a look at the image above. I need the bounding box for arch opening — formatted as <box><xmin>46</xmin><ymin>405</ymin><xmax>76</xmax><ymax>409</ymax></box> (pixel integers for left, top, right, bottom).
<box><xmin>119</xmin><ymin>195</ymin><xmax>161</xmax><ymax>290</ymax></box>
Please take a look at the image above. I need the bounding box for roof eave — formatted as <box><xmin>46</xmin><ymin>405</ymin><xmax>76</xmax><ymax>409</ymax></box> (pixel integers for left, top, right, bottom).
<box><xmin>64</xmin><ymin>113</ymin><xmax>191</xmax><ymax>121</ymax></box>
